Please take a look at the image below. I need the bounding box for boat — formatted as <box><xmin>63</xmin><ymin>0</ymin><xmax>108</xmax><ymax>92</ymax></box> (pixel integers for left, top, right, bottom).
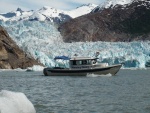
<box><xmin>43</xmin><ymin>55</ymin><xmax>122</xmax><ymax>76</ymax></box>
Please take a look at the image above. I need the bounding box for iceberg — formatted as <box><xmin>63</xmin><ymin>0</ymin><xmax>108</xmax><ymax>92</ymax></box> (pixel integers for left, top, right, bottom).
<box><xmin>27</xmin><ymin>65</ymin><xmax>45</xmax><ymax>71</ymax></box>
<box><xmin>0</xmin><ymin>21</ymin><xmax>150</xmax><ymax>68</ymax></box>
<box><xmin>0</xmin><ymin>90</ymin><xmax>36</xmax><ymax>113</ymax></box>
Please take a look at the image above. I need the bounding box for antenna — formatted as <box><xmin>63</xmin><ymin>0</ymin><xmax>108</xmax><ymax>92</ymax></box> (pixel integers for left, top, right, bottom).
<box><xmin>74</xmin><ymin>54</ymin><xmax>78</xmax><ymax>57</ymax></box>
<box><xmin>95</xmin><ymin>51</ymin><xmax>100</xmax><ymax>58</ymax></box>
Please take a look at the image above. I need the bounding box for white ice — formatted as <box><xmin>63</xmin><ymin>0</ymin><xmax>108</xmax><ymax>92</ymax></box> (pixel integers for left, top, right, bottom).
<box><xmin>0</xmin><ymin>90</ymin><xmax>36</xmax><ymax>113</ymax></box>
<box><xmin>86</xmin><ymin>73</ymin><xmax>112</xmax><ymax>77</ymax></box>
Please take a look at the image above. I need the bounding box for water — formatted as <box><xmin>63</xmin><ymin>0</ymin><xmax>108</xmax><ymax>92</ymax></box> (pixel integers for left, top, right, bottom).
<box><xmin>0</xmin><ymin>69</ymin><xmax>150</xmax><ymax>113</ymax></box>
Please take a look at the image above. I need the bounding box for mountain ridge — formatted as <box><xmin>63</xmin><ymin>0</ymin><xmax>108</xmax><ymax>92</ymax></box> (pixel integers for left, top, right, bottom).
<box><xmin>59</xmin><ymin>0</ymin><xmax>150</xmax><ymax>42</ymax></box>
<box><xmin>0</xmin><ymin>4</ymin><xmax>97</xmax><ymax>23</ymax></box>
<box><xmin>0</xmin><ymin>1</ymin><xmax>136</xmax><ymax>23</ymax></box>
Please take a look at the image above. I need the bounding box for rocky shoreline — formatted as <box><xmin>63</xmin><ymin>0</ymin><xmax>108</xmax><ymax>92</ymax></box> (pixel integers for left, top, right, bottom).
<box><xmin>0</xmin><ymin>26</ymin><xmax>42</xmax><ymax>69</ymax></box>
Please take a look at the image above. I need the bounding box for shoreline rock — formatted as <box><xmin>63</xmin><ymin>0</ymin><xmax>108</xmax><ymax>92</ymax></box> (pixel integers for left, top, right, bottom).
<box><xmin>0</xmin><ymin>25</ymin><xmax>43</xmax><ymax>69</ymax></box>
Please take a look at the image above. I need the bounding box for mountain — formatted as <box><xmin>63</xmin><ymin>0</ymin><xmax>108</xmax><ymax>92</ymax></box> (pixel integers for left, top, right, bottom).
<box><xmin>0</xmin><ymin>25</ymin><xmax>42</xmax><ymax>69</ymax></box>
<box><xmin>0</xmin><ymin>4</ymin><xmax>97</xmax><ymax>23</ymax></box>
<box><xmin>92</xmin><ymin>0</ymin><xmax>133</xmax><ymax>13</ymax></box>
<box><xmin>66</xmin><ymin>3</ymin><xmax>98</xmax><ymax>18</ymax></box>
<box><xmin>0</xmin><ymin>8</ymin><xmax>33</xmax><ymax>22</ymax></box>
<box><xmin>0</xmin><ymin>1</ymin><xmax>150</xmax><ymax>69</ymax></box>
<box><xmin>59</xmin><ymin>0</ymin><xmax>150</xmax><ymax>42</ymax></box>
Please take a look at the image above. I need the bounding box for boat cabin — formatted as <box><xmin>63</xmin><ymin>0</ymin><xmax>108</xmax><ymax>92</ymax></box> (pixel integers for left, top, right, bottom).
<box><xmin>53</xmin><ymin>56</ymin><xmax>105</xmax><ymax>69</ymax></box>
<box><xmin>69</xmin><ymin>57</ymin><xmax>98</xmax><ymax>69</ymax></box>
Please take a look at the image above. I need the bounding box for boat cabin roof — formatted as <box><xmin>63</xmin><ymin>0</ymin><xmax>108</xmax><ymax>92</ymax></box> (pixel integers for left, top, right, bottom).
<box><xmin>54</xmin><ymin>56</ymin><xmax>98</xmax><ymax>61</ymax></box>
<box><xmin>54</xmin><ymin>56</ymin><xmax>70</xmax><ymax>60</ymax></box>
<box><xmin>70</xmin><ymin>57</ymin><xmax>98</xmax><ymax>61</ymax></box>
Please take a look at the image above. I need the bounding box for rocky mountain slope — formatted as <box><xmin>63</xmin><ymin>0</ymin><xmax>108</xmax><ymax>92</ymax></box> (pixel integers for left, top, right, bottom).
<box><xmin>0</xmin><ymin>26</ymin><xmax>41</xmax><ymax>69</ymax></box>
<box><xmin>59</xmin><ymin>0</ymin><xmax>150</xmax><ymax>42</ymax></box>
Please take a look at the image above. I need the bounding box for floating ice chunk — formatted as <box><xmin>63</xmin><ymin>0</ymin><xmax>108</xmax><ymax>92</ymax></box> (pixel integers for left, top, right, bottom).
<box><xmin>0</xmin><ymin>90</ymin><xmax>36</xmax><ymax>113</ymax></box>
<box><xmin>27</xmin><ymin>65</ymin><xmax>45</xmax><ymax>71</ymax></box>
<box><xmin>86</xmin><ymin>73</ymin><xmax>112</xmax><ymax>77</ymax></box>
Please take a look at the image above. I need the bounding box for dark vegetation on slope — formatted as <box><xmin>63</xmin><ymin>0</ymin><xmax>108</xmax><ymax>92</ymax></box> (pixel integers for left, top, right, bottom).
<box><xmin>59</xmin><ymin>0</ymin><xmax>150</xmax><ymax>42</ymax></box>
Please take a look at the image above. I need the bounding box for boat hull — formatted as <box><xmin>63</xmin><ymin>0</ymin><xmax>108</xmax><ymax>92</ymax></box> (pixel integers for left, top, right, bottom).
<box><xmin>43</xmin><ymin>64</ymin><xmax>122</xmax><ymax>76</ymax></box>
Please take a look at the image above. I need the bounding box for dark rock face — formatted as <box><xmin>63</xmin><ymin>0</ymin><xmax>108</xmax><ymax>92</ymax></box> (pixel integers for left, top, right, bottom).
<box><xmin>59</xmin><ymin>0</ymin><xmax>150</xmax><ymax>42</ymax></box>
<box><xmin>0</xmin><ymin>25</ymin><xmax>42</xmax><ymax>69</ymax></box>
<box><xmin>54</xmin><ymin>13</ymin><xmax>72</xmax><ymax>24</ymax></box>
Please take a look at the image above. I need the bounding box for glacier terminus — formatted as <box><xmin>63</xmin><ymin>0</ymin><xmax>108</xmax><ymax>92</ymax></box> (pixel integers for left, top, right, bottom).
<box><xmin>1</xmin><ymin>21</ymin><xmax>150</xmax><ymax>69</ymax></box>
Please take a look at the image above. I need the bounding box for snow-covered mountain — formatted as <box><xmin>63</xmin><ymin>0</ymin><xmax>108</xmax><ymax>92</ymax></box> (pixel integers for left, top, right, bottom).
<box><xmin>91</xmin><ymin>0</ymin><xmax>133</xmax><ymax>13</ymax></box>
<box><xmin>0</xmin><ymin>1</ymin><xmax>150</xmax><ymax>69</ymax></box>
<box><xmin>0</xmin><ymin>4</ymin><xmax>97</xmax><ymax>23</ymax></box>
<box><xmin>66</xmin><ymin>4</ymin><xmax>97</xmax><ymax>18</ymax></box>
<box><xmin>1</xmin><ymin>0</ymin><xmax>136</xmax><ymax>22</ymax></box>
<box><xmin>0</xmin><ymin>1</ymin><xmax>136</xmax><ymax>22</ymax></box>
<box><xmin>0</xmin><ymin>8</ymin><xmax>33</xmax><ymax>21</ymax></box>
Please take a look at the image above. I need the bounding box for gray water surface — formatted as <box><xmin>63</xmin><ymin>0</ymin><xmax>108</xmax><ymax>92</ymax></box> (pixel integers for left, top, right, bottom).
<box><xmin>0</xmin><ymin>69</ymin><xmax>150</xmax><ymax>113</ymax></box>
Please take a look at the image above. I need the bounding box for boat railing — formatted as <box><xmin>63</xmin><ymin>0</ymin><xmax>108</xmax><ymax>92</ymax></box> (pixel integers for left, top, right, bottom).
<box><xmin>71</xmin><ymin>63</ymin><xmax>108</xmax><ymax>69</ymax></box>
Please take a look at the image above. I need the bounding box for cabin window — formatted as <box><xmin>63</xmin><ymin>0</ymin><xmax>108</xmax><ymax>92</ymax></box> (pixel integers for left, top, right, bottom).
<box><xmin>88</xmin><ymin>60</ymin><xmax>91</xmax><ymax>64</ymax></box>
<box><xmin>71</xmin><ymin>60</ymin><xmax>91</xmax><ymax>66</ymax></box>
<box><xmin>72</xmin><ymin>60</ymin><xmax>77</xmax><ymax>65</ymax></box>
<box><xmin>92</xmin><ymin>59</ymin><xmax>97</xmax><ymax>64</ymax></box>
<box><xmin>78</xmin><ymin>61</ymin><xmax>82</xmax><ymax>65</ymax></box>
<box><xmin>82</xmin><ymin>60</ymin><xmax>87</xmax><ymax>65</ymax></box>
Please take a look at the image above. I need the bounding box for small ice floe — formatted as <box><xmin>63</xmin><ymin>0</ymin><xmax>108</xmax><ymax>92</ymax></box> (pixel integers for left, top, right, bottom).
<box><xmin>0</xmin><ymin>90</ymin><xmax>36</xmax><ymax>113</ymax></box>
<box><xmin>26</xmin><ymin>65</ymin><xmax>45</xmax><ymax>72</ymax></box>
<box><xmin>0</xmin><ymin>69</ymin><xmax>13</xmax><ymax>72</ymax></box>
<box><xmin>26</xmin><ymin>67</ymin><xmax>34</xmax><ymax>72</ymax></box>
<box><xmin>121</xmin><ymin>67</ymin><xmax>147</xmax><ymax>70</ymax></box>
<box><xmin>14</xmin><ymin>68</ymin><xmax>26</xmax><ymax>72</ymax></box>
<box><xmin>86</xmin><ymin>73</ymin><xmax>112</xmax><ymax>77</ymax></box>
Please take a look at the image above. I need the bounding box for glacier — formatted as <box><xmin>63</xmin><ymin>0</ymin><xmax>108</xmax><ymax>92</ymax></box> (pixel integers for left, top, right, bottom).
<box><xmin>0</xmin><ymin>21</ymin><xmax>150</xmax><ymax>68</ymax></box>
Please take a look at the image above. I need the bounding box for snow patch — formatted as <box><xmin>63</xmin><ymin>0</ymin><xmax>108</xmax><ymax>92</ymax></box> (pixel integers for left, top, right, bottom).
<box><xmin>65</xmin><ymin>3</ymin><xmax>98</xmax><ymax>18</ymax></box>
<box><xmin>104</xmin><ymin>0</ymin><xmax>133</xmax><ymax>8</ymax></box>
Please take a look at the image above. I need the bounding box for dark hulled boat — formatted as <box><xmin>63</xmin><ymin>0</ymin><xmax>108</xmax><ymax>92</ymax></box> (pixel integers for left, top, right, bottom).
<box><xmin>43</xmin><ymin>56</ymin><xmax>122</xmax><ymax>76</ymax></box>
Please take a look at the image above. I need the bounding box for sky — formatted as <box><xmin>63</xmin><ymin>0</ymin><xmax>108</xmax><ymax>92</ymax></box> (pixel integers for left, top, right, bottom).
<box><xmin>0</xmin><ymin>0</ymin><xmax>106</xmax><ymax>13</ymax></box>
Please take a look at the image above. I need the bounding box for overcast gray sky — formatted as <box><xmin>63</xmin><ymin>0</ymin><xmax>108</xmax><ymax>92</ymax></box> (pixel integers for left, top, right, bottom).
<box><xmin>0</xmin><ymin>0</ymin><xmax>106</xmax><ymax>13</ymax></box>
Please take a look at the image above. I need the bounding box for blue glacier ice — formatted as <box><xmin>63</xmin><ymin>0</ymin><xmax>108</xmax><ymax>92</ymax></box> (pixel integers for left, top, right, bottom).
<box><xmin>0</xmin><ymin>21</ymin><xmax>150</xmax><ymax>68</ymax></box>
